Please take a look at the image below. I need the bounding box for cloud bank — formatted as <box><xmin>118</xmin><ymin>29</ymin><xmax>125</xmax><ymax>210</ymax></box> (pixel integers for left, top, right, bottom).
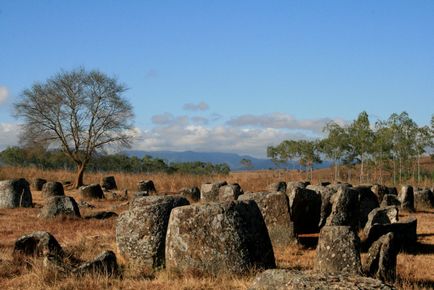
<box><xmin>131</xmin><ymin>112</ymin><xmax>344</xmax><ymax>157</ymax></box>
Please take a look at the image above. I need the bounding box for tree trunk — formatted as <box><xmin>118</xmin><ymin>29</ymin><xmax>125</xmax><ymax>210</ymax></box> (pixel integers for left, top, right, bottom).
<box><xmin>360</xmin><ymin>154</ymin><xmax>364</xmax><ymax>184</ymax></box>
<box><xmin>74</xmin><ymin>162</ymin><xmax>87</xmax><ymax>189</ymax></box>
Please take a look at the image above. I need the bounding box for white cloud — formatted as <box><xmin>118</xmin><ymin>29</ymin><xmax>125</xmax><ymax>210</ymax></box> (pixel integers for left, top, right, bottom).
<box><xmin>226</xmin><ymin>113</ymin><xmax>347</xmax><ymax>133</ymax></box>
<box><xmin>132</xmin><ymin>121</ymin><xmax>310</xmax><ymax>158</ymax></box>
<box><xmin>0</xmin><ymin>86</ymin><xmax>9</xmax><ymax>105</ymax></box>
<box><xmin>183</xmin><ymin>102</ymin><xmax>209</xmax><ymax>111</ymax></box>
<box><xmin>0</xmin><ymin>122</ymin><xmax>20</xmax><ymax>150</ymax></box>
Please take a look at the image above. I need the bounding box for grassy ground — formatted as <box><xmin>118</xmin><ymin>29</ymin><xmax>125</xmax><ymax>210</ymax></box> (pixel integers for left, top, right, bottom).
<box><xmin>0</xmin><ymin>167</ymin><xmax>433</xmax><ymax>289</ymax></box>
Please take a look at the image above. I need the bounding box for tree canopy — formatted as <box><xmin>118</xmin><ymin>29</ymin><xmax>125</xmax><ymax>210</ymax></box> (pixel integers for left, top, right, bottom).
<box><xmin>14</xmin><ymin>68</ymin><xmax>135</xmax><ymax>187</ymax></box>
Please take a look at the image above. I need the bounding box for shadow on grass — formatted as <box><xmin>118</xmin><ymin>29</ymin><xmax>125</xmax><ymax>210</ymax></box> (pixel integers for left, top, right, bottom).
<box><xmin>397</xmin><ymin>277</ymin><xmax>434</xmax><ymax>289</ymax></box>
<box><xmin>418</xmin><ymin>233</ymin><xmax>434</xmax><ymax>238</ymax></box>
<box><xmin>404</xmin><ymin>242</ymin><xmax>434</xmax><ymax>255</ymax></box>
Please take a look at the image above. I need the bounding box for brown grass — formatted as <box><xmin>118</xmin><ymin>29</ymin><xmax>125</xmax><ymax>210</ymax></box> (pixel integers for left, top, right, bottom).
<box><xmin>0</xmin><ymin>166</ymin><xmax>433</xmax><ymax>289</ymax></box>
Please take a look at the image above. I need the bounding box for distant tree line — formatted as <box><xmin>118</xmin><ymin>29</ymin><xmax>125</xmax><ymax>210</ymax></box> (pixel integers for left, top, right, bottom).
<box><xmin>0</xmin><ymin>147</ymin><xmax>230</xmax><ymax>175</ymax></box>
<box><xmin>267</xmin><ymin>111</ymin><xmax>434</xmax><ymax>184</ymax></box>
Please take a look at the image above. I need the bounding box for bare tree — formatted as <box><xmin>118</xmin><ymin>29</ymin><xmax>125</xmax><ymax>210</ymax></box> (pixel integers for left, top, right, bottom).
<box><xmin>14</xmin><ymin>68</ymin><xmax>134</xmax><ymax>188</ymax></box>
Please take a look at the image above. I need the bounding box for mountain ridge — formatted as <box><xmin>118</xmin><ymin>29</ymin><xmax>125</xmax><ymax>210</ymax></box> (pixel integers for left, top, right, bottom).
<box><xmin>123</xmin><ymin>150</ymin><xmax>331</xmax><ymax>171</ymax></box>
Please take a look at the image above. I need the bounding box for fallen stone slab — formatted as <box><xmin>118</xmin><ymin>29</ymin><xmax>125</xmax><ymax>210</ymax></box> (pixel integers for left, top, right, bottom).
<box><xmin>73</xmin><ymin>250</ymin><xmax>119</xmax><ymax>276</ymax></box>
<box><xmin>84</xmin><ymin>211</ymin><xmax>118</xmax><ymax>220</ymax></box>
<box><xmin>249</xmin><ymin>269</ymin><xmax>394</xmax><ymax>290</ymax></box>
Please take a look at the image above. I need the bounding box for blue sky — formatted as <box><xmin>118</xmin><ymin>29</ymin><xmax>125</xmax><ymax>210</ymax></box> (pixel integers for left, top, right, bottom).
<box><xmin>0</xmin><ymin>0</ymin><xmax>433</xmax><ymax>157</ymax></box>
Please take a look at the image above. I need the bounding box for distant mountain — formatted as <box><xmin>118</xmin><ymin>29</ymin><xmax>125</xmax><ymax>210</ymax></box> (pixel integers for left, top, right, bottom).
<box><xmin>123</xmin><ymin>150</ymin><xmax>331</xmax><ymax>171</ymax></box>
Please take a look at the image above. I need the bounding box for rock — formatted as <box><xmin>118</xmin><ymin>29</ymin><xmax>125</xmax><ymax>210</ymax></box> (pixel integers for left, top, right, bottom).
<box><xmin>238</xmin><ymin>192</ymin><xmax>295</xmax><ymax>247</ymax></box>
<box><xmin>387</xmin><ymin>187</ymin><xmax>398</xmax><ymax>195</ymax></box>
<box><xmin>13</xmin><ymin>231</ymin><xmax>64</xmax><ymax>260</ymax></box>
<box><xmin>178</xmin><ymin>187</ymin><xmax>200</xmax><ymax>203</ymax></box>
<box><xmin>364</xmin><ymin>232</ymin><xmax>399</xmax><ymax>284</ymax></box>
<box><xmin>399</xmin><ymin>185</ymin><xmax>415</xmax><ymax>212</ymax></box>
<box><xmin>380</xmin><ymin>194</ymin><xmax>401</xmax><ymax>208</ymax></box>
<box><xmin>354</xmin><ymin>185</ymin><xmax>380</xmax><ymax>229</ymax></box>
<box><xmin>101</xmin><ymin>176</ymin><xmax>117</xmax><ymax>191</ymax></box>
<box><xmin>137</xmin><ymin>180</ymin><xmax>156</xmax><ymax>194</ymax></box>
<box><xmin>326</xmin><ymin>187</ymin><xmax>359</xmax><ymax>231</ymax></box>
<box><xmin>287</xmin><ymin>187</ymin><xmax>321</xmax><ymax>234</ymax></box>
<box><xmin>307</xmin><ymin>185</ymin><xmax>336</xmax><ymax>229</ymax></box>
<box><xmin>327</xmin><ymin>183</ymin><xmax>352</xmax><ymax>192</ymax></box>
<box><xmin>73</xmin><ymin>250</ymin><xmax>119</xmax><ymax>276</ymax></box>
<box><xmin>39</xmin><ymin>196</ymin><xmax>81</xmax><ymax>218</ymax></box>
<box><xmin>364</xmin><ymin>217</ymin><xmax>417</xmax><ymax>251</ymax></box>
<box><xmin>32</xmin><ymin>178</ymin><xmax>47</xmax><ymax>191</ymax></box>
<box><xmin>267</xmin><ymin>181</ymin><xmax>287</xmax><ymax>193</ymax></box>
<box><xmin>41</xmin><ymin>182</ymin><xmax>65</xmax><ymax>198</ymax></box>
<box><xmin>105</xmin><ymin>191</ymin><xmax>128</xmax><ymax>201</ymax></box>
<box><xmin>218</xmin><ymin>183</ymin><xmax>243</xmax><ymax>201</ymax></box>
<box><xmin>116</xmin><ymin>195</ymin><xmax>189</xmax><ymax>269</ymax></box>
<box><xmin>364</xmin><ymin>206</ymin><xmax>399</xmax><ymax>237</ymax></box>
<box><xmin>165</xmin><ymin>200</ymin><xmax>275</xmax><ymax>276</ymax></box>
<box><xmin>129</xmin><ymin>195</ymin><xmax>188</xmax><ymax>209</ymax></box>
<box><xmin>414</xmin><ymin>189</ymin><xmax>434</xmax><ymax>210</ymax></box>
<box><xmin>0</xmin><ymin>178</ymin><xmax>33</xmax><ymax>208</ymax></box>
<box><xmin>249</xmin><ymin>269</ymin><xmax>394</xmax><ymax>290</ymax></box>
<box><xmin>371</xmin><ymin>184</ymin><xmax>389</xmax><ymax>202</ymax></box>
<box><xmin>84</xmin><ymin>211</ymin><xmax>118</xmax><ymax>219</ymax></box>
<box><xmin>315</xmin><ymin>225</ymin><xmax>362</xmax><ymax>275</ymax></box>
<box><xmin>79</xmin><ymin>184</ymin><xmax>105</xmax><ymax>199</ymax></box>
<box><xmin>200</xmin><ymin>181</ymin><xmax>227</xmax><ymax>202</ymax></box>
<box><xmin>286</xmin><ymin>181</ymin><xmax>307</xmax><ymax>194</ymax></box>
<box><xmin>135</xmin><ymin>191</ymin><xmax>150</xmax><ymax>198</ymax></box>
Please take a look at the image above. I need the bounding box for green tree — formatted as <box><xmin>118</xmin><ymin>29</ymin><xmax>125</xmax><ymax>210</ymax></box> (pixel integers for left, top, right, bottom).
<box><xmin>371</xmin><ymin>120</ymin><xmax>394</xmax><ymax>184</ymax></box>
<box><xmin>320</xmin><ymin>121</ymin><xmax>348</xmax><ymax>181</ymax></box>
<box><xmin>347</xmin><ymin>111</ymin><xmax>374</xmax><ymax>183</ymax></box>
<box><xmin>297</xmin><ymin>140</ymin><xmax>322</xmax><ymax>180</ymax></box>
<box><xmin>387</xmin><ymin>112</ymin><xmax>418</xmax><ymax>184</ymax></box>
<box><xmin>240</xmin><ymin>158</ymin><xmax>254</xmax><ymax>170</ymax></box>
<box><xmin>14</xmin><ymin>68</ymin><xmax>135</xmax><ymax>188</ymax></box>
<box><xmin>414</xmin><ymin>125</ymin><xmax>433</xmax><ymax>183</ymax></box>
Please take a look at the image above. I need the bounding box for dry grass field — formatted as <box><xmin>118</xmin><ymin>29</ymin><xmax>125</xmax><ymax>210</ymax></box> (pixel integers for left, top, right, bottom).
<box><xmin>0</xmin><ymin>166</ymin><xmax>433</xmax><ymax>289</ymax></box>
